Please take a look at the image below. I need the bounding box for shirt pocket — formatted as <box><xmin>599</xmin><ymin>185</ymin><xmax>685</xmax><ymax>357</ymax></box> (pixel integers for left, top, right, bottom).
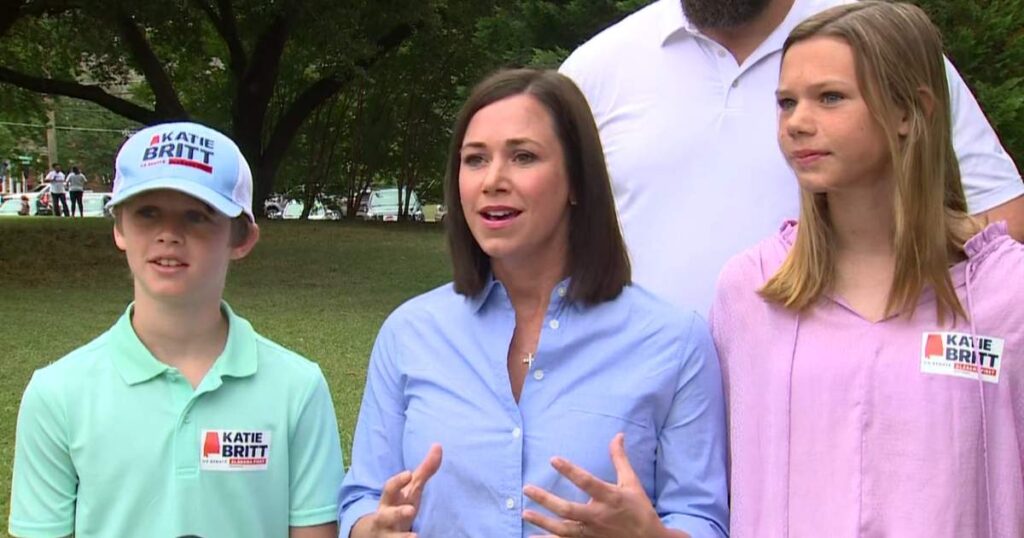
<box><xmin>555</xmin><ymin>400</ymin><xmax>657</xmax><ymax>500</ymax></box>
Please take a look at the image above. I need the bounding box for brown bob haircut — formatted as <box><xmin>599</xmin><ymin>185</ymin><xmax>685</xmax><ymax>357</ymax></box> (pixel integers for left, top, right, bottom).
<box><xmin>444</xmin><ymin>68</ymin><xmax>631</xmax><ymax>305</ymax></box>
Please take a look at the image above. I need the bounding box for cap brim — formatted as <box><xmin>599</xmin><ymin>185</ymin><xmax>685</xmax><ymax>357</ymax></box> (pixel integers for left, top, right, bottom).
<box><xmin>105</xmin><ymin>177</ymin><xmax>246</xmax><ymax>219</ymax></box>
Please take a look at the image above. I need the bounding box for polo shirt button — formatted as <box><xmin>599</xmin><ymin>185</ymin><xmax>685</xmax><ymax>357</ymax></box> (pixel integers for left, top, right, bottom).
<box><xmin>533</xmin><ymin>369</ymin><xmax>544</xmax><ymax>381</ymax></box>
<box><xmin>549</xmin><ymin>319</ymin><xmax>560</xmax><ymax>330</ymax></box>
<box><xmin>731</xmin><ymin>80</ymin><xmax>739</xmax><ymax>88</ymax></box>
<box><xmin>505</xmin><ymin>497</ymin><xmax>516</xmax><ymax>509</ymax></box>
<box><xmin>717</xmin><ymin>49</ymin><xmax>726</xmax><ymax>58</ymax></box>
<box><xmin>183</xmin><ymin>414</ymin><xmax>192</xmax><ymax>424</ymax></box>
<box><xmin>557</xmin><ymin>286</ymin><xmax>567</xmax><ymax>297</ymax></box>
<box><xmin>512</xmin><ymin>427</ymin><xmax>522</xmax><ymax>438</ymax></box>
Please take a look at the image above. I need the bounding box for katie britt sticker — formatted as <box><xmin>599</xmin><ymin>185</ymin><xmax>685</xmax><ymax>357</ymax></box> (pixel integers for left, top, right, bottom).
<box><xmin>921</xmin><ymin>332</ymin><xmax>1005</xmax><ymax>384</ymax></box>
<box><xmin>200</xmin><ymin>430</ymin><xmax>271</xmax><ymax>471</ymax></box>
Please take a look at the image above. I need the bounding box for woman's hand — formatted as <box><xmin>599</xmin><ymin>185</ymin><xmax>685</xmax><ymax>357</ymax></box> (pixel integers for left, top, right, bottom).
<box><xmin>351</xmin><ymin>444</ymin><xmax>443</xmax><ymax>538</ymax></box>
<box><xmin>522</xmin><ymin>434</ymin><xmax>687</xmax><ymax>538</ymax></box>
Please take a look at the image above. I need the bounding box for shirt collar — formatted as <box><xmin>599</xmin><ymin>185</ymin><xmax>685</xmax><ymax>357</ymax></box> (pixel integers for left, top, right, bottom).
<box><xmin>659</xmin><ymin>0</ymin><xmax>692</xmax><ymax>45</ymax></box>
<box><xmin>110</xmin><ymin>301</ymin><xmax>258</xmax><ymax>386</ymax></box>
<box><xmin>660</xmin><ymin>0</ymin><xmax>818</xmax><ymax>53</ymax></box>
<box><xmin>467</xmin><ymin>273</ymin><xmax>575</xmax><ymax>315</ymax></box>
<box><xmin>468</xmin><ymin>274</ymin><xmax>502</xmax><ymax>313</ymax></box>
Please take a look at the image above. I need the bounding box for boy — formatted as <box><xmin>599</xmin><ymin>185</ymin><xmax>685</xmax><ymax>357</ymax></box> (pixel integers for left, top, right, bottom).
<box><xmin>9</xmin><ymin>122</ymin><xmax>344</xmax><ymax>538</ymax></box>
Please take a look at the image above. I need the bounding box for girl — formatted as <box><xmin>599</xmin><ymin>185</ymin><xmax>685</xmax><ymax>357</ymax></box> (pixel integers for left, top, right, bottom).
<box><xmin>711</xmin><ymin>2</ymin><xmax>1024</xmax><ymax>536</ymax></box>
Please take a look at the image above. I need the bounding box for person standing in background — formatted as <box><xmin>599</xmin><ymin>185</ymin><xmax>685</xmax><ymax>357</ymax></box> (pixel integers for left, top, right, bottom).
<box><xmin>66</xmin><ymin>166</ymin><xmax>87</xmax><ymax>217</ymax></box>
<box><xmin>44</xmin><ymin>163</ymin><xmax>69</xmax><ymax>217</ymax></box>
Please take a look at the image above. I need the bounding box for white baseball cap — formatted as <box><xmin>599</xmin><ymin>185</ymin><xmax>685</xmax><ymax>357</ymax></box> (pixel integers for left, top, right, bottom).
<box><xmin>107</xmin><ymin>121</ymin><xmax>254</xmax><ymax>221</ymax></box>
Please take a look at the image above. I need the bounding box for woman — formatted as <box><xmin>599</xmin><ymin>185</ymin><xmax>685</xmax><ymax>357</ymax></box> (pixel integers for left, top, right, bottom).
<box><xmin>338</xmin><ymin>69</ymin><xmax>728</xmax><ymax>538</ymax></box>
<box><xmin>711</xmin><ymin>3</ymin><xmax>1024</xmax><ymax>536</ymax></box>
<box><xmin>66</xmin><ymin>166</ymin><xmax>87</xmax><ymax>217</ymax></box>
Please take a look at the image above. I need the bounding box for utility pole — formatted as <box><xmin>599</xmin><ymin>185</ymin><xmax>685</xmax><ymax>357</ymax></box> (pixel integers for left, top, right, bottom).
<box><xmin>46</xmin><ymin>101</ymin><xmax>58</xmax><ymax>166</ymax></box>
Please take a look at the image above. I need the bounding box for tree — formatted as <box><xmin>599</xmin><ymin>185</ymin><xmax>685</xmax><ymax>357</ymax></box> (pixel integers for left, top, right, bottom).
<box><xmin>0</xmin><ymin>0</ymin><xmax>428</xmax><ymax>214</ymax></box>
<box><xmin>915</xmin><ymin>0</ymin><xmax>1024</xmax><ymax>170</ymax></box>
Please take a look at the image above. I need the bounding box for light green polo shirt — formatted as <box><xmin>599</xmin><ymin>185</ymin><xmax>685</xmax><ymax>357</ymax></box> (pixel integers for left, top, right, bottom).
<box><xmin>9</xmin><ymin>303</ymin><xmax>345</xmax><ymax>538</ymax></box>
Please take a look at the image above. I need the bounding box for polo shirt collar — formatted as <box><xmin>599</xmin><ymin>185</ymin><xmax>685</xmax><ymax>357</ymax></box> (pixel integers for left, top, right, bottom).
<box><xmin>756</xmin><ymin>0</ymin><xmax>822</xmax><ymax>58</ymax></box>
<box><xmin>660</xmin><ymin>0</ymin><xmax>819</xmax><ymax>54</ymax></box>
<box><xmin>659</xmin><ymin>0</ymin><xmax>691</xmax><ymax>45</ymax></box>
<box><xmin>110</xmin><ymin>301</ymin><xmax>258</xmax><ymax>386</ymax></box>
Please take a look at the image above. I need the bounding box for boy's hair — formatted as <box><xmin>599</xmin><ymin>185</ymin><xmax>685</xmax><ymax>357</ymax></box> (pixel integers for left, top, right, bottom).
<box><xmin>112</xmin><ymin>206</ymin><xmax>253</xmax><ymax>247</ymax></box>
<box><xmin>443</xmin><ymin>68</ymin><xmax>631</xmax><ymax>305</ymax></box>
<box><xmin>760</xmin><ymin>1</ymin><xmax>972</xmax><ymax>324</ymax></box>
<box><xmin>72</xmin><ymin>166</ymin><xmax>80</xmax><ymax>174</ymax></box>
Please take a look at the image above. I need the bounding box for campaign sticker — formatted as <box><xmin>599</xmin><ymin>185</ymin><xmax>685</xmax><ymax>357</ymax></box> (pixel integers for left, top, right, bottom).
<box><xmin>921</xmin><ymin>332</ymin><xmax>1004</xmax><ymax>384</ymax></box>
<box><xmin>200</xmin><ymin>430</ymin><xmax>271</xmax><ymax>471</ymax></box>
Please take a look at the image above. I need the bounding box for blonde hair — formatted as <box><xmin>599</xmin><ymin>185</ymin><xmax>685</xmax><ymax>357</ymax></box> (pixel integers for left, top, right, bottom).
<box><xmin>760</xmin><ymin>1</ymin><xmax>975</xmax><ymax>324</ymax></box>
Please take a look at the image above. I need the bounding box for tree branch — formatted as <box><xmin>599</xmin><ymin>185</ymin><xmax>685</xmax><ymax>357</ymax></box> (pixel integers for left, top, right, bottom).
<box><xmin>0</xmin><ymin>1</ymin><xmax>28</xmax><ymax>38</ymax></box>
<box><xmin>189</xmin><ymin>0</ymin><xmax>247</xmax><ymax>77</ymax></box>
<box><xmin>239</xmin><ymin>14</ymin><xmax>290</xmax><ymax>122</ymax></box>
<box><xmin>261</xmin><ymin>20</ymin><xmax>418</xmax><ymax>172</ymax></box>
<box><xmin>260</xmin><ymin>75</ymin><xmax>345</xmax><ymax>172</ymax></box>
<box><xmin>0</xmin><ymin>66</ymin><xmax>162</xmax><ymax>124</ymax></box>
<box><xmin>113</xmin><ymin>11</ymin><xmax>188</xmax><ymax>118</ymax></box>
<box><xmin>0</xmin><ymin>0</ymin><xmax>85</xmax><ymax>39</ymax></box>
<box><xmin>355</xmin><ymin>22</ymin><xmax>418</xmax><ymax>70</ymax></box>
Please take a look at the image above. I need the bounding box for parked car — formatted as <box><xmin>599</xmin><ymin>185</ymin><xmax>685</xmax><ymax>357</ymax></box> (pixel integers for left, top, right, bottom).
<box><xmin>357</xmin><ymin>187</ymin><xmax>424</xmax><ymax>222</ymax></box>
<box><xmin>0</xmin><ymin>192</ymin><xmax>47</xmax><ymax>216</ymax></box>
<box><xmin>82</xmin><ymin>192</ymin><xmax>113</xmax><ymax>218</ymax></box>
<box><xmin>281</xmin><ymin>197</ymin><xmax>341</xmax><ymax>220</ymax></box>
<box><xmin>265</xmin><ymin>189</ymin><xmax>345</xmax><ymax>220</ymax></box>
<box><xmin>264</xmin><ymin>193</ymin><xmax>287</xmax><ymax>219</ymax></box>
<box><xmin>0</xmin><ymin>190</ymin><xmax>111</xmax><ymax>217</ymax></box>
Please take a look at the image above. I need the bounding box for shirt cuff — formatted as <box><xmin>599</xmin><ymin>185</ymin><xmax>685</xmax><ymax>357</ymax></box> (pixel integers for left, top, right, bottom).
<box><xmin>9</xmin><ymin>517</ymin><xmax>75</xmax><ymax>538</ymax></box>
<box><xmin>290</xmin><ymin>503</ymin><xmax>340</xmax><ymax>528</ymax></box>
<box><xmin>968</xmin><ymin>179</ymin><xmax>1024</xmax><ymax>215</ymax></box>
<box><xmin>338</xmin><ymin>497</ymin><xmax>379</xmax><ymax>538</ymax></box>
<box><xmin>662</xmin><ymin>514</ymin><xmax>728</xmax><ymax>538</ymax></box>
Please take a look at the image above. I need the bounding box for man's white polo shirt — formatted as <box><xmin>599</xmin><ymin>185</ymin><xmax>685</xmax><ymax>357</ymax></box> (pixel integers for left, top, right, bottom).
<box><xmin>561</xmin><ymin>0</ymin><xmax>1023</xmax><ymax>314</ymax></box>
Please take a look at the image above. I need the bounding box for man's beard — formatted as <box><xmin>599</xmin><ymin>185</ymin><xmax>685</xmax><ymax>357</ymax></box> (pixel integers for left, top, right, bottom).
<box><xmin>681</xmin><ymin>0</ymin><xmax>773</xmax><ymax>28</ymax></box>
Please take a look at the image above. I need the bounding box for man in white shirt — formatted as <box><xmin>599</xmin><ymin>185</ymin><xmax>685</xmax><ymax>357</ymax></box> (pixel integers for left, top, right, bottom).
<box><xmin>44</xmin><ymin>163</ymin><xmax>70</xmax><ymax>217</ymax></box>
<box><xmin>561</xmin><ymin>0</ymin><xmax>1024</xmax><ymax>313</ymax></box>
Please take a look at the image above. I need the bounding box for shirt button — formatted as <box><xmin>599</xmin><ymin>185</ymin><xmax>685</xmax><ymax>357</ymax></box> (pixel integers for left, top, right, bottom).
<box><xmin>731</xmin><ymin>80</ymin><xmax>739</xmax><ymax>88</ymax></box>
<box><xmin>533</xmin><ymin>369</ymin><xmax>544</xmax><ymax>381</ymax></box>
<box><xmin>505</xmin><ymin>497</ymin><xmax>516</xmax><ymax>509</ymax></box>
<box><xmin>183</xmin><ymin>414</ymin><xmax>192</xmax><ymax>424</ymax></box>
<box><xmin>557</xmin><ymin>286</ymin><xmax>567</xmax><ymax>297</ymax></box>
<box><xmin>717</xmin><ymin>49</ymin><xmax>726</xmax><ymax>58</ymax></box>
<box><xmin>549</xmin><ymin>319</ymin><xmax>560</xmax><ymax>330</ymax></box>
<box><xmin>512</xmin><ymin>427</ymin><xmax>522</xmax><ymax>438</ymax></box>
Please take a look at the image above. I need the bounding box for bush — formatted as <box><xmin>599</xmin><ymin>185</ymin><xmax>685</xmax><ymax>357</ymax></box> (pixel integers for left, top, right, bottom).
<box><xmin>916</xmin><ymin>0</ymin><xmax>1024</xmax><ymax>172</ymax></box>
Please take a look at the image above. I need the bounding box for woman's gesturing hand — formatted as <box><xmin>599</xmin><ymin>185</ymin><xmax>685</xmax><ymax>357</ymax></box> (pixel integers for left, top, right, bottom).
<box><xmin>352</xmin><ymin>444</ymin><xmax>443</xmax><ymax>538</ymax></box>
<box><xmin>522</xmin><ymin>434</ymin><xmax>688</xmax><ymax>538</ymax></box>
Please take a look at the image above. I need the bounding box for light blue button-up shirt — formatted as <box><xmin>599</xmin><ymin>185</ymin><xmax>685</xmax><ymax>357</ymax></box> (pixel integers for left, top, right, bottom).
<box><xmin>338</xmin><ymin>278</ymin><xmax>728</xmax><ymax>538</ymax></box>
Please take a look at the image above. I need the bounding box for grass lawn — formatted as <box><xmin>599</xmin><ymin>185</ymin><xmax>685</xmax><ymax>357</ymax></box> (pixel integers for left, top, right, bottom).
<box><xmin>0</xmin><ymin>216</ymin><xmax>452</xmax><ymax>531</ymax></box>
